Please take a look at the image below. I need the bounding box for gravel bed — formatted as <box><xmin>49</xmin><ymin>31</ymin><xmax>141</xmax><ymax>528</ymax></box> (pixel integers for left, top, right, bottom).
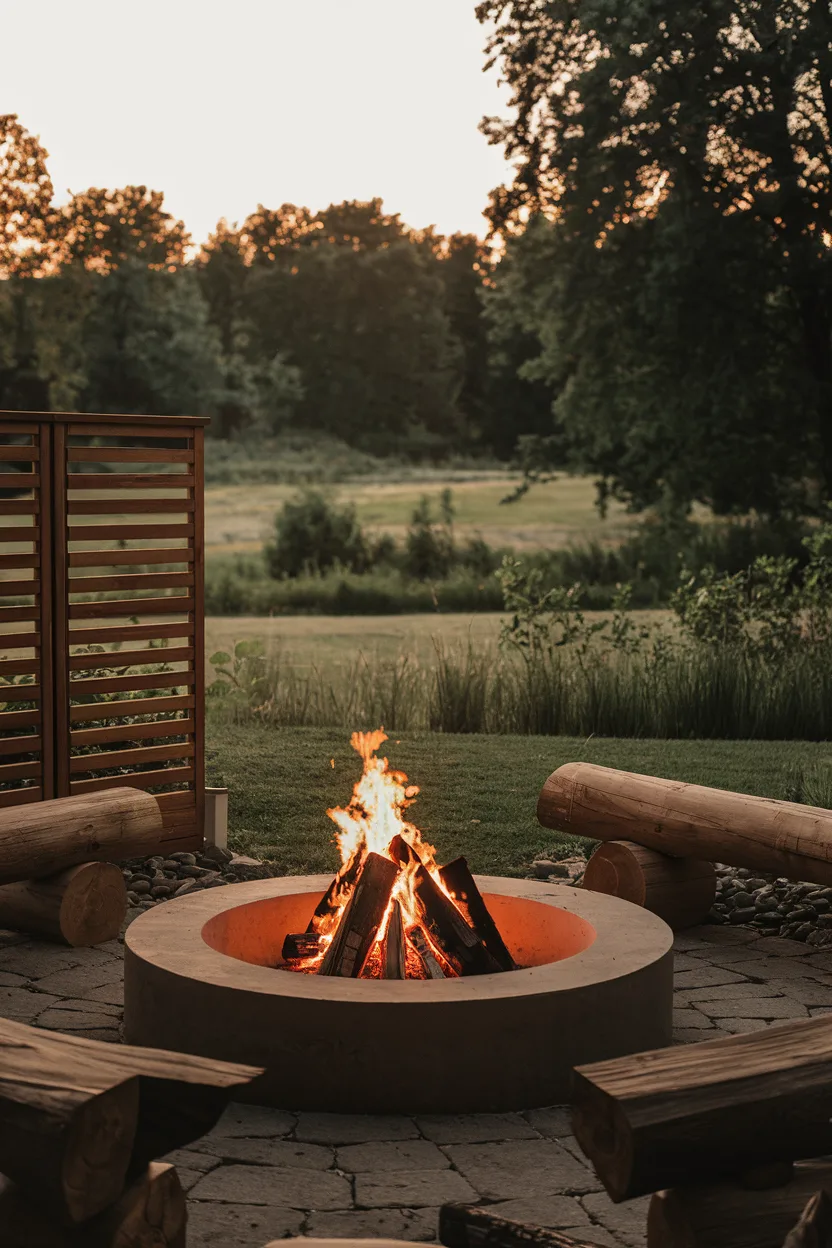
<box><xmin>120</xmin><ymin>846</ymin><xmax>279</xmax><ymax>910</ymax></box>
<box><xmin>711</xmin><ymin>865</ymin><xmax>832</xmax><ymax>945</ymax></box>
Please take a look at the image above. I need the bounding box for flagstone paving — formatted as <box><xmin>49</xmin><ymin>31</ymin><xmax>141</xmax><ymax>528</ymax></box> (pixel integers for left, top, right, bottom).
<box><xmin>0</xmin><ymin>920</ymin><xmax>826</xmax><ymax>1246</ymax></box>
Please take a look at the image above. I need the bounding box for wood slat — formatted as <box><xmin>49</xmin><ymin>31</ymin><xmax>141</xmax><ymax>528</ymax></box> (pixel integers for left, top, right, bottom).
<box><xmin>69</xmin><ymin>572</ymin><xmax>195</xmax><ymax>593</ymax></box>
<box><xmin>0</xmin><ymin>501</ymin><xmax>39</xmax><ymax>515</ymax></box>
<box><xmin>0</xmin><ymin>554</ymin><xmax>39</xmax><ymax>570</ymax></box>
<box><xmin>0</xmin><ymin>734</ymin><xmax>41</xmax><ymax>756</ymax></box>
<box><xmin>67</xmin><ymin>448</ymin><xmax>193</xmax><ymax>464</ymax></box>
<box><xmin>68</xmin><ymin>524</ymin><xmax>194</xmax><ymax>541</ymax></box>
<box><xmin>68</xmin><ymin>474</ymin><xmax>194</xmax><ymax>490</ymax></box>
<box><xmin>0</xmin><ymin>422</ymin><xmax>37</xmax><ymax>434</ymax></box>
<box><xmin>193</xmin><ymin>426</ymin><xmax>205</xmax><ymax>841</ymax></box>
<box><xmin>68</xmin><ymin>499</ymin><xmax>194</xmax><ymax>515</ymax></box>
<box><xmin>0</xmin><ymin>708</ymin><xmax>41</xmax><ymax>728</ymax></box>
<box><xmin>69</xmin><ymin>671</ymin><xmax>194</xmax><ymax>696</ymax></box>
<box><xmin>69</xmin><ymin>597</ymin><xmax>194</xmax><ymax>620</ymax></box>
<box><xmin>71</xmin><ymin>718</ymin><xmax>193</xmax><ymax>746</ymax></box>
<box><xmin>0</xmin><ymin>685</ymin><xmax>40</xmax><ymax>702</ymax></box>
<box><xmin>63</xmin><ymin>413</ymin><xmax>206</xmax><ymax>429</ymax></box>
<box><xmin>0</xmin><ymin>632</ymin><xmax>39</xmax><ymax>649</ymax></box>
<box><xmin>69</xmin><ymin>765</ymin><xmax>194</xmax><ymax>793</ymax></box>
<box><xmin>0</xmin><ymin>580</ymin><xmax>37</xmax><ymax>597</ymax></box>
<box><xmin>69</xmin><ymin>425</ymin><xmax>193</xmax><ymax>440</ymax></box>
<box><xmin>69</xmin><ymin>646</ymin><xmax>194</xmax><ymax>670</ymax></box>
<box><xmin>0</xmin><ymin>660</ymin><xmax>39</xmax><ymax>677</ymax></box>
<box><xmin>0</xmin><ymin>527</ymin><xmax>38</xmax><ymax>541</ymax></box>
<box><xmin>0</xmin><ymin>786</ymin><xmax>41</xmax><ymax>807</ymax></box>
<box><xmin>69</xmin><ymin>548</ymin><xmax>193</xmax><ymax>568</ymax></box>
<box><xmin>0</xmin><ymin>474</ymin><xmax>38</xmax><ymax>489</ymax></box>
<box><xmin>70</xmin><ymin>740</ymin><xmax>195</xmax><ymax>773</ymax></box>
<box><xmin>0</xmin><ymin>608</ymin><xmax>38</xmax><ymax>622</ymax></box>
<box><xmin>70</xmin><ymin>623</ymin><xmax>193</xmax><ymax>644</ymax></box>
<box><xmin>0</xmin><ymin>448</ymin><xmax>37</xmax><ymax>461</ymax></box>
<box><xmin>0</xmin><ymin>759</ymin><xmax>41</xmax><ymax>781</ymax></box>
<box><xmin>70</xmin><ymin>694</ymin><xmax>195</xmax><ymax>722</ymax></box>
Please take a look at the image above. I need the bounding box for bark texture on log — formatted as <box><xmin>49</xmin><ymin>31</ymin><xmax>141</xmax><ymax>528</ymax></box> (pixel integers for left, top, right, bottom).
<box><xmin>538</xmin><ymin>762</ymin><xmax>832</xmax><ymax>884</ymax></box>
<box><xmin>409</xmin><ymin>924</ymin><xmax>446</xmax><ymax>978</ymax></box>
<box><xmin>0</xmin><ymin>862</ymin><xmax>127</xmax><ymax>945</ymax></box>
<box><xmin>582</xmin><ymin>840</ymin><xmax>715</xmax><ymax>930</ymax></box>
<box><xmin>572</xmin><ymin>1016</ymin><xmax>832</xmax><ymax>1202</ymax></box>
<box><xmin>440</xmin><ymin>1202</ymin><xmax>608</xmax><ymax>1248</ymax></box>
<box><xmin>0</xmin><ymin>1161</ymin><xmax>186</xmax><ymax>1248</ymax></box>
<box><xmin>282</xmin><ymin>933</ymin><xmax>322</xmax><ymax>961</ymax></box>
<box><xmin>648</xmin><ymin>1163</ymin><xmax>832</xmax><ymax>1248</ymax></box>
<box><xmin>0</xmin><ymin>788</ymin><xmax>163</xmax><ymax>886</ymax></box>
<box><xmin>308</xmin><ymin>845</ymin><xmax>365</xmax><ymax>932</ymax></box>
<box><xmin>784</xmin><ymin>1190</ymin><xmax>832</xmax><ymax>1248</ymax></box>
<box><xmin>319</xmin><ymin>852</ymin><xmax>399</xmax><ymax>978</ymax></box>
<box><xmin>0</xmin><ymin>1016</ymin><xmax>261</xmax><ymax>1217</ymax></box>
<box><xmin>439</xmin><ymin>857</ymin><xmax>516</xmax><ymax>970</ymax></box>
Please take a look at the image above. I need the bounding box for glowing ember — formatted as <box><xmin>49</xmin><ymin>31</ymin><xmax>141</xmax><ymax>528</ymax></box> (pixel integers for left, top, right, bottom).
<box><xmin>280</xmin><ymin>729</ymin><xmax>516</xmax><ymax>981</ymax></box>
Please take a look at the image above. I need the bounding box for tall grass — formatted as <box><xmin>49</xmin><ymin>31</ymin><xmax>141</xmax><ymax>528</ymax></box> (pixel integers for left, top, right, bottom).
<box><xmin>207</xmin><ymin>643</ymin><xmax>832</xmax><ymax>740</ymax></box>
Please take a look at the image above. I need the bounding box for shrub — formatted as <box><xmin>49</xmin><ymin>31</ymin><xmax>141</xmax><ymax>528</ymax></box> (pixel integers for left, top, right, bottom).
<box><xmin>402</xmin><ymin>490</ymin><xmax>456</xmax><ymax>580</ymax></box>
<box><xmin>264</xmin><ymin>490</ymin><xmax>370</xmax><ymax>578</ymax></box>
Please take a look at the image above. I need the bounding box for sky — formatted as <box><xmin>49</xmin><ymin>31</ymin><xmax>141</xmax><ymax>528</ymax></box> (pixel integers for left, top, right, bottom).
<box><xmin>1</xmin><ymin>0</ymin><xmax>514</xmax><ymax>245</ymax></box>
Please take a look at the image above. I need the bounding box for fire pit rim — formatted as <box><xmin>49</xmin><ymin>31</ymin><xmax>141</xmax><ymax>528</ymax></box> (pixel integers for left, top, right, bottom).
<box><xmin>124</xmin><ymin>875</ymin><xmax>673</xmax><ymax>1003</ymax></box>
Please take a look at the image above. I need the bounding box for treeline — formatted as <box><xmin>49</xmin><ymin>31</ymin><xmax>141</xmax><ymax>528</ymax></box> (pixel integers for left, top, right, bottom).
<box><xmin>0</xmin><ymin>115</ymin><xmax>550</xmax><ymax>458</ymax></box>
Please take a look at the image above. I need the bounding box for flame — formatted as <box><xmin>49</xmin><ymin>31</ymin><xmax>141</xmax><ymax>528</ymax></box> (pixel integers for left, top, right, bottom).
<box><xmin>305</xmin><ymin>729</ymin><xmax>452</xmax><ymax>975</ymax></box>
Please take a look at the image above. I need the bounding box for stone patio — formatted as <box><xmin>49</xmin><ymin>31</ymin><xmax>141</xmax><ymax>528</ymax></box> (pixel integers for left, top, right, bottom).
<box><xmin>3</xmin><ymin>921</ymin><xmax>831</xmax><ymax>1247</ymax></box>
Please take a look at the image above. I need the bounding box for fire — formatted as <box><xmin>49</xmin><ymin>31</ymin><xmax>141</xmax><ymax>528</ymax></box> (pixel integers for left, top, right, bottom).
<box><xmin>302</xmin><ymin>730</ymin><xmax>450</xmax><ymax>976</ymax></box>
<box><xmin>281</xmin><ymin>728</ymin><xmax>515</xmax><ymax>981</ymax></box>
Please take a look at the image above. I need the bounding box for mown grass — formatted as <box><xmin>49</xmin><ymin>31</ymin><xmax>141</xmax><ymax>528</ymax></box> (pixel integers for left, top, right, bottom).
<box><xmin>206</xmin><ymin>723</ymin><xmax>832</xmax><ymax>875</ymax></box>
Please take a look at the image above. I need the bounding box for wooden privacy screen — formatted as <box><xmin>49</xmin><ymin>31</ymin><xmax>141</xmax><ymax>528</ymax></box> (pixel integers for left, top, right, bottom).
<box><xmin>0</xmin><ymin>410</ymin><xmax>207</xmax><ymax>852</ymax></box>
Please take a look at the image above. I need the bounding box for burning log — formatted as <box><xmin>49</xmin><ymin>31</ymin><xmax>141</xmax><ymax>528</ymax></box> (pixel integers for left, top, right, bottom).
<box><xmin>319</xmin><ymin>852</ymin><xmax>399</xmax><ymax>977</ymax></box>
<box><xmin>307</xmin><ymin>844</ymin><xmax>366</xmax><ymax>932</ymax></box>
<box><xmin>440</xmin><ymin>1203</ymin><xmax>609</xmax><ymax>1248</ymax></box>
<box><xmin>389</xmin><ymin>835</ymin><xmax>502</xmax><ymax>976</ymax></box>
<box><xmin>382</xmin><ymin>900</ymin><xmax>406</xmax><ymax>979</ymax></box>
<box><xmin>409</xmin><ymin>924</ymin><xmax>447</xmax><ymax>979</ymax></box>
<box><xmin>282</xmin><ymin>933</ymin><xmax>323</xmax><ymax>961</ymax></box>
<box><xmin>440</xmin><ymin>857</ymin><xmax>516</xmax><ymax>971</ymax></box>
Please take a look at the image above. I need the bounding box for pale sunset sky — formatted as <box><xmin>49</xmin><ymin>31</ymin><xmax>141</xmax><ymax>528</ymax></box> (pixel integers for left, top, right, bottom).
<box><xmin>1</xmin><ymin>0</ymin><xmax>513</xmax><ymax>243</ymax></box>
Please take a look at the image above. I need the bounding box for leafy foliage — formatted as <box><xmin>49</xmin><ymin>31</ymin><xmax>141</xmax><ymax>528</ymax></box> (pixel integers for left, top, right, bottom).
<box><xmin>477</xmin><ymin>1</ymin><xmax>832</xmax><ymax>513</ymax></box>
<box><xmin>264</xmin><ymin>490</ymin><xmax>371</xmax><ymax>578</ymax></box>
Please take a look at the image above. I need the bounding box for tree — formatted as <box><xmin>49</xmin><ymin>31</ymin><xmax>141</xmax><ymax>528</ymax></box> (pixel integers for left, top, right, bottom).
<box><xmin>53</xmin><ymin>186</ymin><xmax>190</xmax><ymax>272</ymax></box>
<box><xmin>477</xmin><ymin>0</ymin><xmax>832</xmax><ymax>511</ymax></box>
<box><xmin>0</xmin><ymin>114</ymin><xmax>53</xmax><ymax>279</ymax></box>
<box><xmin>79</xmin><ymin>263</ymin><xmax>223</xmax><ymax>416</ymax></box>
<box><xmin>0</xmin><ymin>116</ymin><xmax>55</xmax><ymax>409</ymax></box>
<box><xmin>246</xmin><ymin>239</ymin><xmax>462</xmax><ymax>451</ymax></box>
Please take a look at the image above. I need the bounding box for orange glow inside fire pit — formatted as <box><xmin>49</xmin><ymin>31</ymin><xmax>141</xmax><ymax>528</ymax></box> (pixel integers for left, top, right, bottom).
<box><xmin>201</xmin><ymin>888</ymin><xmax>597</xmax><ymax>970</ymax></box>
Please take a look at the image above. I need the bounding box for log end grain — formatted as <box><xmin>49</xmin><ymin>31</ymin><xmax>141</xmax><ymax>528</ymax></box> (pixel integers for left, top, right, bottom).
<box><xmin>582</xmin><ymin>841</ymin><xmax>715</xmax><ymax>930</ymax></box>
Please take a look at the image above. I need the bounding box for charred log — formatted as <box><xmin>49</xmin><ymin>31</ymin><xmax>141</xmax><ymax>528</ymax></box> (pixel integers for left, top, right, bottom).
<box><xmin>319</xmin><ymin>852</ymin><xmax>399</xmax><ymax>978</ymax></box>
<box><xmin>440</xmin><ymin>857</ymin><xmax>516</xmax><ymax>971</ymax></box>
<box><xmin>282</xmin><ymin>933</ymin><xmax>322</xmax><ymax>961</ymax></box>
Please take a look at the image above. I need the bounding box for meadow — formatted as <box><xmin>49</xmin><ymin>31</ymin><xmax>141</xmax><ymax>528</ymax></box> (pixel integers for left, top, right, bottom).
<box><xmin>203</xmin><ymin>471</ymin><xmax>634</xmax><ymax>558</ymax></box>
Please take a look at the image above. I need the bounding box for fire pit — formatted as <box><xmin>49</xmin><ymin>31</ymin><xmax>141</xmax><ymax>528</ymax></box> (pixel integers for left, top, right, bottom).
<box><xmin>124</xmin><ymin>733</ymin><xmax>673</xmax><ymax>1112</ymax></box>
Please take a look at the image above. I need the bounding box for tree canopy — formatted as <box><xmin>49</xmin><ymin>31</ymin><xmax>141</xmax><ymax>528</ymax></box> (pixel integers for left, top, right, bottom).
<box><xmin>477</xmin><ymin>0</ymin><xmax>832</xmax><ymax>513</ymax></box>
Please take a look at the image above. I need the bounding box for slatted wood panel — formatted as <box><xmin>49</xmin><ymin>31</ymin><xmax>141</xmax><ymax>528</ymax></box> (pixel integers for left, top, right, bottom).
<box><xmin>0</xmin><ymin>422</ymin><xmax>52</xmax><ymax>807</ymax></box>
<box><xmin>0</xmin><ymin>412</ymin><xmax>208</xmax><ymax>852</ymax></box>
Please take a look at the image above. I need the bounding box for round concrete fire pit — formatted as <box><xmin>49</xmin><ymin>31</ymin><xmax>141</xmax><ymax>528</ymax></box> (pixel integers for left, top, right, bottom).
<box><xmin>124</xmin><ymin>876</ymin><xmax>673</xmax><ymax>1113</ymax></box>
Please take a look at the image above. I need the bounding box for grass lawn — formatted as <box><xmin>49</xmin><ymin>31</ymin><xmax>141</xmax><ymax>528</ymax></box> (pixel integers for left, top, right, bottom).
<box><xmin>204</xmin><ymin>473</ymin><xmax>634</xmax><ymax>556</ymax></box>
<box><xmin>206</xmin><ymin>723</ymin><xmax>832</xmax><ymax>877</ymax></box>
